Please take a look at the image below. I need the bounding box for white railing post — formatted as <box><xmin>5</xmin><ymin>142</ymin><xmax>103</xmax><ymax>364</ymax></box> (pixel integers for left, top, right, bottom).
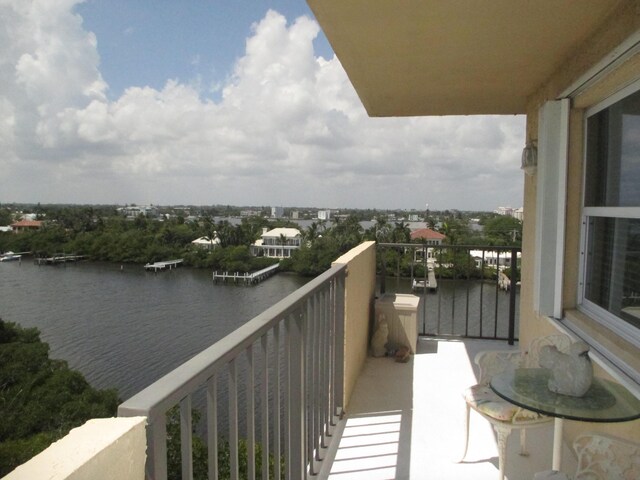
<box><xmin>148</xmin><ymin>413</ymin><xmax>168</xmax><ymax>480</ymax></box>
<box><xmin>289</xmin><ymin>311</ymin><xmax>306</xmax><ymax>480</ymax></box>
<box><xmin>180</xmin><ymin>395</ymin><xmax>193</xmax><ymax>480</ymax></box>
<box><xmin>334</xmin><ymin>274</ymin><xmax>345</xmax><ymax>417</ymax></box>
<box><xmin>118</xmin><ymin>263</ymin><xmax>349</xmax><ymax>480</ymax></box>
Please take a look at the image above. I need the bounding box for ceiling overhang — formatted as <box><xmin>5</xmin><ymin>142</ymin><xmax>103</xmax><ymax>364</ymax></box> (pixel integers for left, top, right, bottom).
<box><xmin>307</xmin><ymin>0</ymin><xmax>622</xmax><ymax>117</ymax></box>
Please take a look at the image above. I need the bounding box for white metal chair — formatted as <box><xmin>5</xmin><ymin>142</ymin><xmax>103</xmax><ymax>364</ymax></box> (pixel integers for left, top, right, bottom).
<box><xmin>573</xmin><ymin>432</ymin><xmax>640</xmax><ymax>479</ymax></box>
<box><xmin>534</xmin><ymin>433</ymin><xmax>640</xmax><ymax>480</ymax></box>
<box><xmin>460</xmin><ymin>334</ymin><xmax>572</xmax><ymax>480</ymax></box>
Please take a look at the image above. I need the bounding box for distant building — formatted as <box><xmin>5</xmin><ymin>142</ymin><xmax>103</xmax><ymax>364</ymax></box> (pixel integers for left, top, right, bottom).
<box><xmin>470</xmin><ymin>250</ymin><xmax>521</xmax><ymax>270</ymax></box>
<box><xmin>271</xmin><ymin>206</ymin><xmax>284</xmax><ymax>218</ymax></box>
<box><xmin>513</xmin><ymin>207</ymin><xmax>524</xmax><ymax>221</ymax></box>
<box><xmin>291</xmin><ymin>211</ymin><xmax>299</xmax><ymax>219</ymax></box>
<box><xmin>251</xmin><ymin>227</ymin><xmax>302</xmax><ymax>258</ymax></box>
<box><xmin>410</xmin><ymin>228</ymin><xmax>446</xmax><ymax>246</ymax></box>
<box><xmin>241</xmin><ymin>209</ymin><xmax>262</xmax><ymax>217</ymax></box>
<box><xmin>10</xmin><ymin>219</ymin><xmax>43</xmax><ymax>233</ymax></box>
<box><xmin>118</xmin><ymin>205</ymin><xmax>158</xmax><ymax>219</ymax></box>
<box><xmin>317</xmin><ymin>210</ymin><xmax>331</xmax><ymax>220</ymax></box>
<box><xmin>191</xmin><ymin>235</ymin><xmax>221</xmax><ymax>250</ymax></box>
<box><xmin>408</xmin><ymin>214</ymin><xmax>420</xmax><ymax>222</ymax></box>
<box><xmin>495</xmin><ymin>206</ymin><xmax>524</xmax><ymax>220</ymax></box>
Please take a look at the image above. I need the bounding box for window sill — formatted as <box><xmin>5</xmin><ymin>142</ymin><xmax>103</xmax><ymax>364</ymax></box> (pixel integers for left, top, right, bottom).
<box><xmin>552</xmin><ymin>310</ymin><xmax>640</xmax><ymax>395</ymax></box>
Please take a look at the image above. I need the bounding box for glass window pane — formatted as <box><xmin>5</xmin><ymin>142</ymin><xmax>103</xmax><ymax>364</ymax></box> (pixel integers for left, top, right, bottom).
<box><xmin>585</xmin><ymin>217</ymin><xmax>640</xmax><ymax>329</ymax></box>
<box><xmin>585</xmin><ymin>89</ymin><xmax>640</xmax><ymax>207</ymax></box>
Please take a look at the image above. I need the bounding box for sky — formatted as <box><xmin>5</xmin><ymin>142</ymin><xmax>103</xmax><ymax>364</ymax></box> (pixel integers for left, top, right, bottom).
<box><xmin>0</xmin><ymin>0</ymin><xmax>526</xmax><ymax>211</ymax></box>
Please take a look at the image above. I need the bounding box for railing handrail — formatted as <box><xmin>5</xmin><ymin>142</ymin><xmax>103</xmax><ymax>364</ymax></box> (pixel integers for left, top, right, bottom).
<box><xmin>377</xmin><ymin>242</ymin><xmax>521</xmax><ymax>251</ymax></box>
<box><xmin>376</xmin><ymin>242</ymin><xmax>520</xmax><ymax>345</ymax></box>
<box><xmin>118</xmin><ymin>263</ymin><xmax>347</xmax><ymax>419</ymax></box>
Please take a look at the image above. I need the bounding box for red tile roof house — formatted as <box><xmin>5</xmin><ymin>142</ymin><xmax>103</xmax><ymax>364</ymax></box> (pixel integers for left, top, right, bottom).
<box><xmin>410</xmin><ymin>227</ymin><xmax>446</xmax><ymax>245</ymax></box>
<box><xmin>10</xmin><ymin>219</ymin><xmax>43</xmax><ymax>233</ymax></box>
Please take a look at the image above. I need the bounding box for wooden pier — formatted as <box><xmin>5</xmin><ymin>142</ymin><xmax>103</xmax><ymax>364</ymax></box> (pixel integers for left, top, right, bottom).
<box><xmin>35</xmin><ymin>254</ymin><xmax>87</xmax><ymax>265</ymax></box>
<box><xmin>213</xmin><ymin>263</ymin><xmax>280</xmax><ymax>285</ymax></box>
<box><xmin>412</xmin><ymin>268</ymin><xmax>438</xmax><ymax>292</ymax></box>
<box><xmin>144</xmin><ymin>259</ymin><xmax>184</xmax><ymax>272</ymax></box>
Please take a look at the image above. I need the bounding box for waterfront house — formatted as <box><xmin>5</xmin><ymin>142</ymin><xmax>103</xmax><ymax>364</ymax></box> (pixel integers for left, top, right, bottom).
<box><xmin>470</xmin><ymin>249</ymin><xmax>522</xmax><ymax>271</ymax></box>
<box><xmin>190</xmin><ymin>235</ymin><xmax>221</xmax><ymax>250</ymax></box>
<box><xmin>409</xmin><ymin>227</ymin><xmax>446</xmax><ymax>246</ymax></box>
<box><xmin>10</xmin><ymin>219</ymin><xmax>42</xmax><ymax>233</ymax></box>
<box><xmin>9</xmin><ymin>1</ymin><xmax>639</xmax><ymax>478</ymax></box>
<box><xmin>250</xmin><ymin>227</ymin><xmax>302</xmax><ymax>258</ymax></box>
<box><xmin>407</xmin><ymin>228</ymin><xmax>446</xmax><ymax>264</ymax></box>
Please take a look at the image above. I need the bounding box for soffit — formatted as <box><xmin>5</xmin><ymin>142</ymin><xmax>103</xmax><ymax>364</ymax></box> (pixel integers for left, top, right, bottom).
<box><xmin>307</xmin><ymin>0</ymin><xmax>622</xmax><ymax>116</ymax></box>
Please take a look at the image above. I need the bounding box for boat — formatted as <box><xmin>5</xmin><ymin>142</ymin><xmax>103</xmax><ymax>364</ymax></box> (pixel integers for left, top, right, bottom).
<box><xmin>0</xmin><ymin>251</ymin><xmax>22</xmax><ymax>262</ymax></box>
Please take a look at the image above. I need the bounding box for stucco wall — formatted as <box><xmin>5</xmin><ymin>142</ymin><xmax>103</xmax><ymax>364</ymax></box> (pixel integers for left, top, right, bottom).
<box><xmin>5</xmin><ymin>417</ymin><xmax>146</xmax><ymax>480</ymax></box>
<box><xmin>333</xmin><ymin>241</ymin><xmax>376</xmax><ymax>410</ymax></box>
<box><xmin>520</xmin><ymin>0</ymin><xmax>640</xmax><ymax>460</ymax></box>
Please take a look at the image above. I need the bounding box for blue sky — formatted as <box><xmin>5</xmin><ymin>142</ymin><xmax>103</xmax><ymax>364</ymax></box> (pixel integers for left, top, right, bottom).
<box><xmin>76</xmin><ymin>1</ymin><xmax>333</xmax><ymax>100</ymax></box>
<box><xmin>0</xmin><ymin>0</ymin><xmax>525</xmax><ymax>211</ymax></box>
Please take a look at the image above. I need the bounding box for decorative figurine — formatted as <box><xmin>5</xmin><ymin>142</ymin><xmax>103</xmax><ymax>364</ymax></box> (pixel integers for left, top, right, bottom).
<box><xmin>539</xmin><ymin>341</ymin><xmax>593</xmax><ymax>397</ymax></box>
<box><xmin>371</xmin><ymin>316</ymin><xmax>389</xmax><ymax>357</ymax></box>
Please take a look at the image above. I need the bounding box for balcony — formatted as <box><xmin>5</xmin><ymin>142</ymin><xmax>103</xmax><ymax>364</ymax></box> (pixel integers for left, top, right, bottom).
<box><xmin>8</xmin><ymin>241</ymin><xmax>570</xmax><ymax>480</ymax></box>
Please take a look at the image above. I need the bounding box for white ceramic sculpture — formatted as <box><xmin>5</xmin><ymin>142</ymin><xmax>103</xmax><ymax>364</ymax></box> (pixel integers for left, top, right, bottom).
<box><xmin>539</xmin><ymin>341</ymin><xmax>593</xmax><ymax>397</ymax></box>
<box><xmin>371</xmin><ymin>316</ymin><xmax>389</xmax><ymax>357</ymax></box>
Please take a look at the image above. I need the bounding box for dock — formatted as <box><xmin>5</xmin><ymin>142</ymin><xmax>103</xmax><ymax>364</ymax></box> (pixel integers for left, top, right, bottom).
<box><xmin>412</xmin><ymin>268</ymin><xmax>438</xmax><ymax>292</ymax></box>
<box><xmin>144</xmin><ymin>259</ymin><xmax>184</xmax><ymax>272</ymax></box>
<box><xmin>213</xmin><ymin>262</ymin><xmax>280</xmax><ymax>285</ymax></box>
<box><xmin>35</xmin><ymin>254</ymin><xmax>87</xmax><ymax>265</ymax></box>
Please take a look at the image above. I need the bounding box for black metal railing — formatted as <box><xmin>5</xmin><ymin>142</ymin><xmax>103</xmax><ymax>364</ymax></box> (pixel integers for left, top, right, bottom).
<box><xmin>377</xmin><ymin>243</ymin><xmax>520</xmax><ymax>344</ymax></box>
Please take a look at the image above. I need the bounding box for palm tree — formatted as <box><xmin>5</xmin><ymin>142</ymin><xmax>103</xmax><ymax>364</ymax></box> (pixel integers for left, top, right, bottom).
<box><xmin>304</xmin><ymin>222</ymin><xmax>319</xmax><ymax>244</ymax></box>
<box><xmin>392</xmin><ymin>221</ymin><xmax>411</xmax><ymax>243</ymax></box>
<box><xmin>373</xmin><ymin>215</ymin><xmax>391</xmax><ymax>243</ymax></box>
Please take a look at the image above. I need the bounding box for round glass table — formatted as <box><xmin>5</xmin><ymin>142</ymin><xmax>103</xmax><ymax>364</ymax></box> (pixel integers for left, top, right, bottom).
<box><xmin>491</xmin><ymin>368</ymin><xmax>640</xmax><ymax>470</ymax></box>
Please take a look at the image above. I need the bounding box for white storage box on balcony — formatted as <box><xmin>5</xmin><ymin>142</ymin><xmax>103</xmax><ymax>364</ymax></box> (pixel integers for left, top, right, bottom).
<box><xmin>375</xmin><ymin>293</ymin><xmax>421</xmax><ymax>354</ymax></box>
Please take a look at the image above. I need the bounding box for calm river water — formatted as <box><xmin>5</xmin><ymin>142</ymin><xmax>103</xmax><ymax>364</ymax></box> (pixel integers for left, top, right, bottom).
<box><xmin>0</xmin><ymin>260</ymin><xmax>308</xmax><ymax>400</ymax></box>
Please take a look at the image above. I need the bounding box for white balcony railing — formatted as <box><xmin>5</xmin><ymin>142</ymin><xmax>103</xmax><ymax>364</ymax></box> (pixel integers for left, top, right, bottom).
<box><xmin>119</xmin><ymin>263</ymin><xmax>347</xmax><ymax>479</ymax></box>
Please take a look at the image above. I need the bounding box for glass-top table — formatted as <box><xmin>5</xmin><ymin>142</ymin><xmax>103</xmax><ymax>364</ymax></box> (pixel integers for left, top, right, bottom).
<box><xmin>491</xmin><ymin>368</ymin><xmax>640</xmax><ymax>470</ymax></box>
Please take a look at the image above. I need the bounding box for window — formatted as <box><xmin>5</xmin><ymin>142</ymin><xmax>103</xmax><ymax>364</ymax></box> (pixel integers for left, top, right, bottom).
<box><xmin>581</xmin><ymin>84</ymin><xmax>640</xmax><ymax>343</ymax></box>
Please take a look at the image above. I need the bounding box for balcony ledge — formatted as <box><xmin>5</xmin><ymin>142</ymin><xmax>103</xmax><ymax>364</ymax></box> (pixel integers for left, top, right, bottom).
<box><xmin>5</xmin><ymin>417</ymin><xmax>146</xmax><ymax>480</ymax></box>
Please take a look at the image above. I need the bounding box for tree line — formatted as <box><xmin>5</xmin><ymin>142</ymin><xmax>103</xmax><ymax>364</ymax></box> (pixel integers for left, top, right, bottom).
<box><xmin>0</xmin><ymin>206</ymin><xmax>522</xmax><ymax>277</ymax></box>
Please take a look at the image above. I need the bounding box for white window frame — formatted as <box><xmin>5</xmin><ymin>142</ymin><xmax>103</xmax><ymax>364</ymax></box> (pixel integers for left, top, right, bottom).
<box><xmin>578</xmin><ymin>78</ymin><xmax>640</xmax><ymax>349</ymax></box>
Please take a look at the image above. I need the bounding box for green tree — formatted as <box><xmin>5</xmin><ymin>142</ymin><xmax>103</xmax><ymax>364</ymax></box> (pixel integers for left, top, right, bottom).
<box><xmin>483</xmin><ymin>215</ymin><xmax>522</xmax><ymax>246</ymax></box>
<box><xmin>391</xmin><ymin>221</ymin><xmax>411</xmax><ymax>243</ymax></box>
<box><xmin>0</xmin><ymin>320</ymin><xmax>118</xmax><ymax>476</ymax></box>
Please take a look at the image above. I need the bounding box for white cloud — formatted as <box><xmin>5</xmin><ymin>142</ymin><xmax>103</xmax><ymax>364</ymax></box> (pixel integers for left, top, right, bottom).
<box><xmin>0</xmin><ymin>1</ymin><xmax>525</xmax><ymax>210</ymax></box>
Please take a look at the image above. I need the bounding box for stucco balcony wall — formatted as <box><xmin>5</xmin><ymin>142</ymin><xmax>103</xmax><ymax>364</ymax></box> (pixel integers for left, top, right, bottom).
<box><xmin>333</xmin><ymin>240</ymin><xmax>377</xmax><ymax>410</ymax></box>
<box><xmin>5</xmin><ymin>417</ymin><xmax>146</xmax><ymax>480</ymax></box>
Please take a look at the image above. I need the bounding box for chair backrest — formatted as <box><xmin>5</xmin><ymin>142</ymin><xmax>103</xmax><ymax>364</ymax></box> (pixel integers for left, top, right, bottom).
<box><xmin>475</xmin><ymin>350</ymin><xmax>522</xmax><ymax>385</ymax></box>
<box><xmin>473</xmin><ymin>334</ymin><xmax>572</xmax><ymax>385</ymax></box>
<box><xmin>573</xmin><ymin>433</ymin><xmax>640</xmax><ymax>480</ymax></box>
<box><xmin>523</xmin><ymin>334</ymin><xmax>572</xmax><ymax>368</ymax></box>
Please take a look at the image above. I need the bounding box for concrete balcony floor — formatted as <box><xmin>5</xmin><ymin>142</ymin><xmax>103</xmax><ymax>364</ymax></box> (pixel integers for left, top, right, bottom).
<box><xmin>319</xmin><ymin>337</ymin><xmax>577</xmax><ymax>480</ymax></box>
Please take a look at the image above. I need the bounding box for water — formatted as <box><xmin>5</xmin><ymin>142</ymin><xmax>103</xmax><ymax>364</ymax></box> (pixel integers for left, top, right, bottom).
<box><xmin>380</xmin><ymin>276</ymin><xmax>520</xmax><ymax>339</ymax></box>
<box><xmin>0</xmin><ymin>260</ymin><xmax>308</xmax><ymax>400</ymax></box>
